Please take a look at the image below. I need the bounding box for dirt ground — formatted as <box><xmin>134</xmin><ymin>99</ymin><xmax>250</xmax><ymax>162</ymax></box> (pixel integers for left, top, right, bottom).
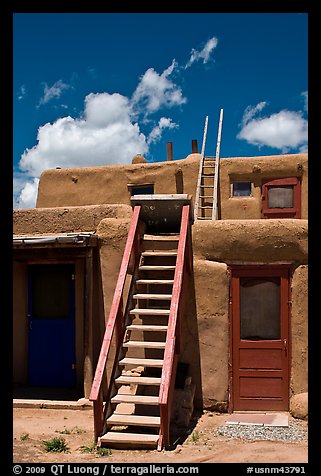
<box><xmin>13</xmin><ymin>407</ymin><xmax>308</xmax><ymax>464</ymax></box>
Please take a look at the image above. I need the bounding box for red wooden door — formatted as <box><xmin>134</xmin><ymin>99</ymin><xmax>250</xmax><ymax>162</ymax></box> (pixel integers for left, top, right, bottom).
<box><xmin>231</xmin><ymin>266</ymin><xmax>290</xmax><ymax>411</ymax></box>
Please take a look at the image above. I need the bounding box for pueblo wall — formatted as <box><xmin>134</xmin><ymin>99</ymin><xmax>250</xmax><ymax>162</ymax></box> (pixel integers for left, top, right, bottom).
<box><xmin>219</xmin><ymin>153</ymin><xmax>308</xmax><ymax>220</ymax></box>
<box><xmin>190</xmin><ymin>219</ymin><xmax>308</xmax><ymax>409</ymax></box>
<box><xmin>36</xmin><ymin>153</ymin><xmax>308</xmax><ymax>221</ymax></box>
<box><xmin>36</xmin><ymin>154</ymin><xmax>200</xmax><ymax>208</ymax></box>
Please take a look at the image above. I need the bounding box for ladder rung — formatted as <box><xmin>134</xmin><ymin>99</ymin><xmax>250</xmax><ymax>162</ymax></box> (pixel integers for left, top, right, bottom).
<box><xmin>123</xmin><ymin>341</ymin><xmax>165</xmax><ymax>349</ymax></box>
<box><xmin>106</xmin><ymin>414</ymin><xmax>160</xmax><ymax>427</ymax></box>
<box><xmin>126</xmin><ymin>324</ymin><xmax>168</xmax><ymax>331</ymax></box>
<box><xmin>196</xmin><ymin>217</ymin><xmax>212</xmax><ymax>220</ymax></box>
<box><xmin>129</xmin><ymin>308</ymin><xmax>170</xmax><ymax>316</ymax></box>
<box><xmin>111</xmin><ymin>394</ymin><xmax>160</xmax><ymax>405</ymax></box>
<box><xmin>199</xmin><ymin>195</ymin><xmax>214</xmax><ymax>198</ymax></box>
<box><xmin>99</xmin><ymin>431</ymin><xmax>159</xmax><ymax>446</ymax></box>
<box><xmin>136</xmin><ymin>279</ymin><xmax>174</xmax><ymax>285</ymax></box>
<box><xmin>198</xmin><ymin>206</ymin><xmax>213</xmax><ymax>209</ymax></box>
<box><xmin>133</xmin><ymin>293</ymin><xmax>172</xmax><ymax>300</ymax></box>
<box><xmin>115</xmin><ymin>376</ymin><xmax>161</xmax><ymax>385</ymax></box>
<box><xmin>142</xmin><ymin>251</ymin><xmax>177</xmax><ymax>257</ymax></box>
<box><xmin>118</xmin><ymin>357</ymin><xmax>164</xmax><ymax>367</ymax></box>
<box><xmin>139</xmin><ymin>265</ymin><xmax>176</xmax><ymax>271</ymax></box>
<box><xmin>200</xmin><ymin>185</ymin><xmax>214</xmax><ymax>188</ymax></box>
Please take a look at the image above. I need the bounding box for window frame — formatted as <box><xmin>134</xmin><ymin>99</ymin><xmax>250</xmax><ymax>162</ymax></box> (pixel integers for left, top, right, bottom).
<box><xmin>230</xmin><ymin>180</ymin><xmax>253</xmax><ymax>198</ymax></box>
<box><xmin>261</xmin><ymin>177</ymin><xmax>301</xmax><ymax>219</ymax></box>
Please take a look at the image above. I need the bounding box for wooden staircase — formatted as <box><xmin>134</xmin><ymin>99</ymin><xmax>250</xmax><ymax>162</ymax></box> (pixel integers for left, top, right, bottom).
<box><xmin>90</xmin><ymin>200</ymin><xmax>192</xmax><ymax>450</ymax></box>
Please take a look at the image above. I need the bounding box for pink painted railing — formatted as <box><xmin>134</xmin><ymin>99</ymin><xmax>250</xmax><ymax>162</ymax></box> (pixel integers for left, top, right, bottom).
<box><xmin>89</xmin><ymin>205</ymin><xmax>142</xmax><ymax>440</ymax></box>
<box><xmin>158</xmin><ymin>204</ymin><xmax>192</xmax><ymax>449</ymax></box>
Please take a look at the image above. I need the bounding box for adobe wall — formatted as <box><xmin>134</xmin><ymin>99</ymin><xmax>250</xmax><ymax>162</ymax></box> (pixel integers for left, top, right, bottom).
<box><xmin>36</xmin><ymin>153</ymin><xmax>308</xmax><ymax>220</ymax></box>
<box><xmin>36</xmin><ymin>154</ymin><xmax>200</xmax><ymax>208</ymax></box>
<box><xmin>13</xmin><ymin>204</ymin><xmax>132</xmax><ymax>235</ymax></box>
<box><xmin>219</xmin><ymin>153</ymin><xmax>308</xmax><ymax>219</ymax></box>
<box><xmin>189</xmin><ymin>220</ymin><xmax>308</xmax><ymax>409</ymax></box>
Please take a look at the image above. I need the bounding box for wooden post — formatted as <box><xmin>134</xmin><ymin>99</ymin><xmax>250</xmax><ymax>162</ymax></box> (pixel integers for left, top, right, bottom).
<box><xmin>166</xmin><ymin>142</ymin><xmax>173</xmax><ymax>161</ymax></box>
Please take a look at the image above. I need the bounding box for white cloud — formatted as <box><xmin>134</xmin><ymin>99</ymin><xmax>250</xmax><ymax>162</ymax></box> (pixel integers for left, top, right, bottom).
<box><xmin>131</xmin><ymin>60</ymin><xmax>187</xmax><ymax>115</ymax></box>
<box><xmin>301</xmin><ymin>91</ymin><xmax>308</xmax><ymax>112</ymax></box>
<box><xmin>15</xmin><ymin>36</ymin><xmax>218</xmax><ymax>208</ymax></box>
<box><xmin>14</xmin><ymin>178</ymin><xmax>40</xmax><ymax>208</ymax></box>
<box><xmin>241</xmin><ymin>101</ymin><xmax>268</xmax><ymax>126</ymax></box>
<box><xmin>17</xmin><ymin>85</ymin><xmax>26</xmax><ymax>100</ymax></box>
<box><xmin>185</xmin><ymin>36</ymin><xmax>218</xmax><ymax>69</ymax></box>
<box><xmin>20</xmin><ymin>92</ymin><xmax>148</xmax><ymax>179</ymax></box>
<box><xmin>147</xmin><ymin>117</ymin><xmax>178</xmax><ymax>144</ymax></box>
<box><xmin>237</xmin><ymin>107</ymin><xmax>308</xmax><ymax>152</ymax></box>
<box><xmin>38</xmin><ymin>79</ymin><xmax>71</xmax><ymax>107</ymax></box>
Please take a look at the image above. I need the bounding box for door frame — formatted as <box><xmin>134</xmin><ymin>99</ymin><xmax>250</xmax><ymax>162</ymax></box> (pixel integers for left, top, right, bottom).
<box><xmin>228</xmin><ymin>264</ymin><xmax>291</xmax><ymax>412</ymax></box>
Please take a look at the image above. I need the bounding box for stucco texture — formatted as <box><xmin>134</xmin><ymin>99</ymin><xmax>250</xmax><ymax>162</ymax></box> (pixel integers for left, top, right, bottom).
<box><xmin>13</xmin><ymin>204</ymin><xmax>132</xmax><ymax>235</ymax></box>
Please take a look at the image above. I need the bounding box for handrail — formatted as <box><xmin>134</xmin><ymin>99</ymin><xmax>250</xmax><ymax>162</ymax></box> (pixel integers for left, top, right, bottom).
<box><xmin>89</xmin><ymin>205</ymin><xmax>142</xmax><ymax>440</ymax></box>
<box><xmin>158</xmin><ymin>204</ymin><xmax>191</xmax><ymax>448</ymax></box>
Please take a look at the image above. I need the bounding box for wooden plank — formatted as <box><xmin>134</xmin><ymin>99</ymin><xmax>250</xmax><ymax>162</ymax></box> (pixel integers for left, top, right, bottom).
<box><xmin>100</xmin><ymin>432</ymin><xmax>159</xmax><ymax>445</ymax></box>
<box><xmin>119</xmin><ymin>357</ymin><xmax>163</xmax><ymax>367</ymax></box>
<box><xmin>143</xmin><ymin>234</ymin><xmax>179</xmax><ymax>241</ymax></box>
<box><xmin>129</xmin><ymin>308</ymin><xmax>170</xmax><ymax>315</ymax></box>
<box><xmin>126</xmin><ymin>324</ymin><xmax>168</xmax><ymax>331</ymax></box>
<box><xmin>142</xmin><ymin>251</ymin><xmax>177</xmax><ymax>256</ymax></box>
<box><xmin>133</xmin><ymin>293</ymin><xmax>172</xmax><ymax>300</ymax></box>
<box><xmin>212</xmin><ymin>108</ymin><xmax>224</xmax><ymax>220</ymax></box>
<box><xmin>107</xmin><ymin>414</ymin><xmax>160</xmax><ymax>427</ymax></box>
<box><xmin>136</xmin><ymin>279</ymin><xmax>174</xmax><ymax>285</ymax></box>
<box><xmin>115</xmin><ymin>375</ymin><xmax>161</xmax><ymax>385</ymax></box>
<box><xmin>139</xmin><ymin>265</ymin><xmax>176</xmax><ymax>270</ymax></box>
<box><xmin>111</xmin><ymin>394</ymin><xmax>159</xmax><ymax>405</ymax></box>
<box><xmin>123</xmin><ymin>341</ymin><xmax>166</xmax><ymax>349</ymax></box>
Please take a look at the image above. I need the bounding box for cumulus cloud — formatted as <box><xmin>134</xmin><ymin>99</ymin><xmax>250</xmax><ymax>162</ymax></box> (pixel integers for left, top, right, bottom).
<box><xmin>185</xmin><ymin>36</ymin><xmax>218</xmax><ymax>69</ymax></box>
<box><xmin>38</xmin><ymin>79</ymin><xmax>71</xmax><ymax>107</ymax></box>
<box><xmin>147</xmin><ymin>117</ymin><xmax>178</xmax><ymax>144</ymax></box>
<box><xmin>301</xmin><ymin>91</ymin><xmax>308</xmax><ymax>112</ymax></box>
<box><xmin>15</xmin><ymin>36</ymin><xmax>219</xmax><ymax>207</ymax></box>
<box><xmin>238</xmin><ymin>105</ymin><xmax>308</xmax><ymax>152</ymax></box>
<box><xmin>20</xmin><ymin>92</ymin><xmax>148</xmax><ymax>178</ymax></box>
<box><xmin>131</xmin><ymin>60</ymin><xmax>187</xmax><ymax>115</ymax></box>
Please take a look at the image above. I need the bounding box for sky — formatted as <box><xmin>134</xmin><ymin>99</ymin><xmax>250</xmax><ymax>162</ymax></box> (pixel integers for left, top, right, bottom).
<box><xmin>13</xmin><ymin>13</ymin><xmax>308</xmax><ymax>208</ymax></box>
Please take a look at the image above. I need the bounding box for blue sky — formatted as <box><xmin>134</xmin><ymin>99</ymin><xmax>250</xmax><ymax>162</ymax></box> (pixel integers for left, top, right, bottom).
<box><xmin>13</xmin><ymin>13</ymin><xmax>308</xmax><ymax>208</ymax></box>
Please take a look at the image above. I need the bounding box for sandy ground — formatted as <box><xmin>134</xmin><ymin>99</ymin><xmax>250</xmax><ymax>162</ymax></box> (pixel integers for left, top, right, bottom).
<box><xmin>13</xmin><ymin>407</ymin><xmax>308</xmax><ymax>465</ymax></box>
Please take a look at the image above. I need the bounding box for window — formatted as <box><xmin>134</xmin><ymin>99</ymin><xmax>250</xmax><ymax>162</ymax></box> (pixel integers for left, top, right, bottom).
<box><xmin>128</xmin><ymin>183</ymin><xmax>154</xmax><ymax>196</ymax></box>
<box><xmin>231</xmin><ymin>181</ymin><xmax>252</xmax><ymax>197</ymax></box>
<box><xmin>262</xmin><ymin>177</ymin><xmax>301</xmax><ymax>219</ymax></box>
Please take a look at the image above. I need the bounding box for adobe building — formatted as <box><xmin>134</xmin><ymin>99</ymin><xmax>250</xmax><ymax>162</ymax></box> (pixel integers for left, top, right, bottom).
<box><xmin>13</xmin><ymin>149</ymin><xmax>308</xmax><ymax>447</ymax></box>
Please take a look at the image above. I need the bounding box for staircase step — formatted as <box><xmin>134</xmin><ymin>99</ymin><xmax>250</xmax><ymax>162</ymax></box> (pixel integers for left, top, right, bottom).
<box><xmin>115</xmin><ymin>375</ymin><xmax>161</xmax><ymax>385</ymax></box>
<box><xmin>107</xmin><ymin>414</ymin><xmax>160</xmax><ymax>427</ymax></box>
<box><xmin>143</xmin><ymin>234</ymin><xmax>179</xmax><ymax>241</ymax></box>
<box><xmin>133</xmin><ymin>293</ymin><xmax>172</xmax><ymax>300</ymax></box>
<box><xmin>136</xmin><ymin>279</ymin><xmax>174</xmax><ymax>285</ymax></box>
<box><xmin>126</xmin><ymin>324</ymin><xmax>168</xmax><ymax>331</ymax></box>
<box><xmin>111</xmin><ymin>394</ymin><xmax>159</xmax><ymax>405</ymax></box>
<box><xmin>129</xmin><ymin>308</ymin><xmax>170</xmax><ymax>316</ymax></box>
<box><xmin>118</xmin><ymin>357</ymin><xmax>163</xmax><ymax>367</ymax></box>
<box><xmin>123</xmin><ymin>340</ymin><xmax>165</xmax><ymax>349</ymax></box>
<box><xmin>139</xmin><ymin>265</ymin><xmax>176</xmax><ymax>271</ymax></box>
<box><xmin>142</xmin><ymin>251</ymin><xmax>177</xmax><ymax>257</ymax></box>
<box><xmin>100</xmin><ymin>431</ymin><xmax>159</xmax><ymax>446</ymax></box>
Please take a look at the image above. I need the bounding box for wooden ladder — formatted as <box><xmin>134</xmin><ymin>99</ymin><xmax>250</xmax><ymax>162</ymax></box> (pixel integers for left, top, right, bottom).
<box><xmin>98</xmin><ymin>233</ymin><xmax>179</xmax><ymax>449</ymax></box>
<box><xmin>194</xmin><ymin>109</ymin><xmax>224</xmax><ymax>221</ymax></box>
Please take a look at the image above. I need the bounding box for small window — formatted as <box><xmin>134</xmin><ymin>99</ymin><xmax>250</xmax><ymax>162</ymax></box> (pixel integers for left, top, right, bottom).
<box><xmin>232</xmin><ymin>181</ymin><xmax>252</xmax><ymax>197</ymax></box>
<box><xmin>262</xmin><ymin>177</ymin><xmax>301</xmax><ymax>219</ymax></box>
<box><xmin>128</xmin><ymin>183</ymin><xmax>154</xmax><ymax>196</ymax></box>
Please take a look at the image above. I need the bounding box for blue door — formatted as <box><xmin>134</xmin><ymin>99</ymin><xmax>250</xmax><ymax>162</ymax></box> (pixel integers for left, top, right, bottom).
<box><xmin>28</xmin><ymin>264</ymin><xmax>76</xmax><ymax>387</ymax></box>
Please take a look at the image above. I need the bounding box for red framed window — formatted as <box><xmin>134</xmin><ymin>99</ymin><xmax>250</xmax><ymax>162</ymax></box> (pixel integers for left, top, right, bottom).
<box><xmin>262</xmin><ymin>177</ymin><xmax>301</xmax><ymax>219</ymax></box>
